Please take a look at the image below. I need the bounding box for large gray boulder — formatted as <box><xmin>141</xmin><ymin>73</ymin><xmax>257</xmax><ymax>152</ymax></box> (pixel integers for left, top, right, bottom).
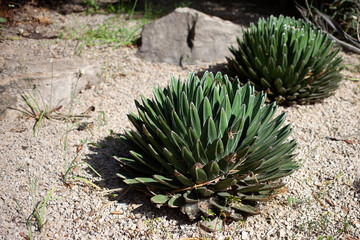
<box><xmin>0</xmin><ymin>58</ymin><xmax>102</xmax><ymax>120</ymax></box>
<box><xmin>138</xmin><ymin>7</ymin><xmax>243</xmax><ymax>66</ymax></box>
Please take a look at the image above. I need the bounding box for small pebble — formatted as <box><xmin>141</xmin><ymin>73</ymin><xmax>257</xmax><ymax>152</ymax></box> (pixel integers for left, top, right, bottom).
<box><xmin>137</xmin><ymin>220</ymin><xmax>146</xmax><ymax>231</ymax></box>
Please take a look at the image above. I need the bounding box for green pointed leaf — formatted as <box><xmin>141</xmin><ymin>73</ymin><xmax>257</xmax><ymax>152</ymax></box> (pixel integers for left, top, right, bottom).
<box><xmin>215</xmin><ymin>139</ymin><xmax>224</xmax><ymax>158</ymax></box>
<box><xmin>181</xmin><ymin>91</ymin><xmax>190</xmax><ymax>124</ymax></box>
<box><xmin>188</xmin><ymin>127</ymin><xmax>200</xmax><ymax>147</ymax></box>
<box><xmin>130</xmin><ymin>151</ymin><xmax>161</xmax><ymax>172</ymax></box>
<box><xmin>202</xmin><ymin>97</ymin><xmax>212</xmax><ymax>123</ymax></box>
<box><xmin>236</xmin><ymin>184</ymin><xmax>266</xmax><ymax>193</ymax></box>
<box><xmin>174</xmin><ymin>170</ymin><xmax>194</xmax><ymax>186</ymax></box>
<box><xmin>147</xmin><ymin>144</ymin><xmax>174</xmax><ymax>173</ymax></box>
<box><xmin>231</xmin><ymin>90</ymin><xmax>242</xmax><ymax>115</ymax></box>
<box><xmin>203</xmin><ymin>161</ymin><xmax>220</xmax><ymax>180</ymax></box>
<box><xmin>209</xmin><ymin>197</ymin><xmax>231</xmax><ymax>214</ymax></box>
<box><xmin>195</xmin><ymin>85</ymin><xmax>204</xmax><ymax>108</ymax></box>
<box><xmin>190</xmin><ymin>103</ymin><xmax>201</xmax><ymax>135</ymax></box>
<box><xmin>181</xmin><ymin>146</ymin><xmax>197</xmax><ymax>166</ymax></box>
<box><xmin>183</xmin><ymin>190</ymin><xmax>198</xmax><ymax>203</ymax></box>
<box><xmin>214</xmin><ymin>178</ymin><xmax>236</xmax><ymax>191</ymax></box>
<box><xmin>230</xmin><ymin>202</ymin><xmax>259</xmax><ymax>215</ymax></box>
<box><xmin>274</xmin><ymin>78</ymin><xmax>283</xmax><ymax>91</ymax></box>
<box><xmin>165</xmin><ymin>96</ymin><xmax>175</xmax><ymax>113</ymax></box>
<box><xmin>260</xmin><ymin>78</ymin><xmax>271</xmax><ymax>89</ymax></box>
<box><xmin>206</xmin><ymin>139</ymin><xmax>219</xmax><ymax>161</ymax></box>
<box><xmin>197</xmin><ymin>187</ymin><xmax>215</xmax><ymax>197</ymax></box>
<box><xmin>136</xmin><ymin>177</ymin><xmax>170</xmax><ymax>189</ymax></box>
<box><xmin>196</xmin><ymin>140</ymin><xmax>208</xmax><ymax>165</ymax></box>
<box><xmin>189</xmin><ymin>164</ymin><xmax>208</xmax><ymax>184</ymax></box>
<box><xmin>171</xmin><ymin>131</ymin><xmax>187</xmax><ymax>149</ymax></box>
<box><xmin>123</xmin><ymin>178</ymin><xmax>145</xmax><ymax>188</ymax></box>
<box><xmin>163</xmin><ymin>148</ymin><xmax>187</xmax><ymax>174</ymax></box>
<box><xmin>243</xmin><ymin>194</ymin><xmax>270</xmax><ymax>201</ymax></box>
<box><xmin>127</xmin><ymin>113</ymin><xmax>142</xmax><ymax>132</ymax></box>
<box><xmin>236</xmin><ymin>146</ymin><xmax>250</xmax><ymax>159</ymax></box>
<box><xmin>151</xmin><ymin>194</ymin><xmax>169</xmax><ymax>204</ymax></box>
<box><xmin>115</xmin><ymin>156</ymin><xmax>150</xmax><ymax>174</ymax></box>
<box><xmin>218</xmin><ymin>108</ymin><xmax>228</xmax><ymax>139</ymax></box>
<box><xmin>203</xmin><ymin>117</ymin><xmax>217</xmax><ymax>144</ymax></box>
<box><xmin>168</xmin><ymin>194</ymin><xmax>185</xmax><ymax>208</ymax></box>
<box><xmin>153</xmin><ymin>175</ymin><xmax>181</xmax><ymax>189</ymax></box>
<box><xmin>171</xmin><ymin>110</ymin><xmax>187</xmax><ymax>137</ymax></box>
<box><xmin>217</xmin><ymin>192</ymin><xmax>231</xmax><ymax>198</ymax></box>
<box><xmin>228</xmin><ymin>212</ymin><xmax>244</xmax><ymax>221</ymax></box>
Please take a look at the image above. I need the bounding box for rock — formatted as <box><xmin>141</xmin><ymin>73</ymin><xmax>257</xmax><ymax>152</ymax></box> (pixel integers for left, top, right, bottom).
<box><xmin>138</xmin><ymin>7</ymin><xmax>243</xmax><ymax>66</ymax></box>
<box><xmin>279</xmin><ymin>229</ymin><xmax>286</xmax><ymax>238</ymax></box>
<box><xmin>136</xmin><ymin>220</ymin><xmax>146</xmax><ymax>231</ymax></box>
<box><xmin>0</xmin><ymin>57</ymin><xmax>102</xmax><ymax>120</ymax></box>
<box><xmin>241</xmin><ymin>230</ymin><xmax>249</xmax><ymax>240</ymax></box>
<box><xmin>130</xmin><ymin>223</ymin><xmax>137</xmax><ymax>230</ymax></box>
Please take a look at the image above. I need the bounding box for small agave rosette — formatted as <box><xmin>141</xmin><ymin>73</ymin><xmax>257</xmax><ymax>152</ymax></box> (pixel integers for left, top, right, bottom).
<box><xmin>227</xmin><ymin>15</ymin><xmax>343</xmax><ymax>105</ymax></box>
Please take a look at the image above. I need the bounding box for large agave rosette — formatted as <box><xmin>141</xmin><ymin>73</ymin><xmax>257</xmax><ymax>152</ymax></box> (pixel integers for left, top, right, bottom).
<box><xmin>117</xmin><ymin>72</ymin><xmax>298</xmax><ymax>220</ymax></box>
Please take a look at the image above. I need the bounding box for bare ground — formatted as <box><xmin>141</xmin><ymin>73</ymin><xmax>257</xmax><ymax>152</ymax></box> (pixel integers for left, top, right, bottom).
<box><xmin>0</xmin><ymin>2</ymin><xmax>359</xmax><ymax>240</ymax></box>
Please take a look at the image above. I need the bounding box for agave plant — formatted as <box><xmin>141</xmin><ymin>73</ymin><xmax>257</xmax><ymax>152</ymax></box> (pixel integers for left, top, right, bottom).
<box><xmin>116</xmin><ymin>72</ymin><xmax>298</xmax><ymax>220</ymax></box>
<box><xmin>227</xmin><ymin>15</ymin><xmax>343</xmax><ymax>105</ymax></box>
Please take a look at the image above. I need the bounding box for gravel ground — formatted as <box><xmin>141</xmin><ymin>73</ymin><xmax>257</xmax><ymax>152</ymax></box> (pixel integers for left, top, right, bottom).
<box><xmin>1</xmin><ymin>6</ymin><xmax>360</xmax><ymax>240</ymax></box>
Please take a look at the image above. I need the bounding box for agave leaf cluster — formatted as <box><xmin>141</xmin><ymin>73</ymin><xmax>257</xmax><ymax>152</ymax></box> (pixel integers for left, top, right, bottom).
<box><xmin>227</xmin><ymin>15</ymin><xmax>343</xmax><ymax>105</ymax></box>
<box><xmin>117</xmin><ymin>72</ymin><xmax>298</xmax><ymax>220</ymax></box>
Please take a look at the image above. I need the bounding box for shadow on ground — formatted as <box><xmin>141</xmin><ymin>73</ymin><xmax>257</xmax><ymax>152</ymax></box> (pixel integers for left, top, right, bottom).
<box><xmin>354</xmin><ymin>178</ymin><xmax>360</xmax><ymax>196</ymax></box>
<box><xmin>196</xmin><ymin>62</ymin><xmax>230</xmax><ymax>78</ymax></box>
<box><xmin>85</xmin><ymin>134</ymin><xmax>193</xmax><ymax>223</ymax></box>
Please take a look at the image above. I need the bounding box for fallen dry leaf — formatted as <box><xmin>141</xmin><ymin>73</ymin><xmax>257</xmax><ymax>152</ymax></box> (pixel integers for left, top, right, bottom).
<box><xmin>49</xmin><ymin>105</ymin><xmax>62</xmax><ymax>113</ymax></box>
<box><xmin>346</xmin><ymin>236</ymin><xmax>358</xmax><ymax>240</ymax></box>
<box><xmin>37</xmin><ymin>17</ymin><xmax>52</xmax><ymax>25</ymax></box>
<box><xmin>275</xmin><ymin>186</ymin><xmax>289</xmax><ymax>194</ymax></box>
<box><xmin>63</xmin><ymin>182</ymin><xmax>74</xmax><ymax>189</ymax></box>
<box><xmin>325</xmin><ymin>198</ymin><xmax>335</xmax><ymax>207</ymax></box>
<box><xmin>72</xmin><ymin>166</ymin><xmax>79</xmax><ymax>173</ymax></box>
<box><xmin>76</xmin><ymin>145</ymin><xmax>83</xmax><ymax>153</ymax></box>
<box><xmin>10</xmin><ymin>128</ymin><xmax>27</xmax><ymax>133</ymax></box>
<box><xmin>344</xmin><ymin>182</ymin><xmax>352</xmax><ymax>187</ymax></box>
<box><xmin>312</xmin><ymin>193</ymin><xmax>327</xmax><ymax>209</ymax></box>
<box><xmin>110</xmin><ymin>211</ymin><xmax>124</xmax><ymax>215</ymax></box>
<box><xmin>342</xmin><ymin>205</ymin><xmax>349</xmax><ymax>214</ymax></box>
<box><xmin>179</xmin><ymin>238</ymin><xmax>207</xmax><ymax>240</ymax></box>
<box><xmin>19</xmin><ymin>232</ymin><xmax>30</xmax><ymax>240</ymax></box>
<box><xmin>344</xmin><ymin>139</ymin><xmax>355</xmax><ymax>144</ymax></box>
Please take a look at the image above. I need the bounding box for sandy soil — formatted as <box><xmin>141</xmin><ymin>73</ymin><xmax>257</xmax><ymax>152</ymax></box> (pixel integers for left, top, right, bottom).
<box><xmin>0</xmin><ymin>2</ymin><xmax>359</xmax><ymax>240</ymax></box>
